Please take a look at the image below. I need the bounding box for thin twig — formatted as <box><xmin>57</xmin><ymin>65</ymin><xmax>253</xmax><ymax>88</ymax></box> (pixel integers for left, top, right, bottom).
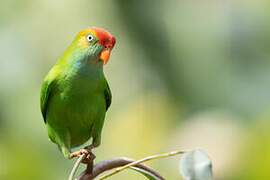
<box><xmin>98</xmin><ymin>150</ymin><xmax>187</xmax><ymax>180</ymax></box>
<box><xmin>68</xmin><ymin>154</ymin><xmax>86</xmax><ymax>180</ymax></box>
<box><xmin>78</xmin><ymin>157</ymin><xmax>165</xmax><ymax>180</ymax></box>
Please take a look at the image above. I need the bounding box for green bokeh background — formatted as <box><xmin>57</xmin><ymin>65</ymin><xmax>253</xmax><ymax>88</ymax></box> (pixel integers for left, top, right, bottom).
<box><xmin>1</xmin><ymin>0</ymin><xmax>270</xmax><ymax>179</ymax></box>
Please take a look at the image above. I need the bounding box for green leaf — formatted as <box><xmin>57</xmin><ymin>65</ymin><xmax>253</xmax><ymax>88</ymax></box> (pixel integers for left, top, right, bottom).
<box><xmin>130</xmin><ymin>166</ymin><xmax>161</xmax><ymax>180</ymax></box>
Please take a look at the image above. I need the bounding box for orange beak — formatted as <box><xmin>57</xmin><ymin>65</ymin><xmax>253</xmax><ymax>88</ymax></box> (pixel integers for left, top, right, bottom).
<box><xmin>100</xmin><ymin>48</ymin><xmax>111</xmax><ymax>65</ymax></box>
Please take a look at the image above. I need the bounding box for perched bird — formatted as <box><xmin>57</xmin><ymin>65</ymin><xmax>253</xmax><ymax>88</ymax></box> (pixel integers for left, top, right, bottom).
<box><xmin>40</xmin><ymin>27</ymin><xmax>116</xmax><ymax>159</ymax></box>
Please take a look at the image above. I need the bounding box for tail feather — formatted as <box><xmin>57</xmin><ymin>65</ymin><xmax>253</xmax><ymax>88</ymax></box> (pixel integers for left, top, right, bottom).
<box><xmin>58</xmin><ymin>145</ymin><xmax>70</xmax><ymax>159</ymax></box>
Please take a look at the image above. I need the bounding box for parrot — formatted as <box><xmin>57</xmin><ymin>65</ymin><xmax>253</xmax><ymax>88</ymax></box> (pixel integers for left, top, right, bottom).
<box><xmin>40</xmin><ymin>27</ymin><xmax>116</xmax><ymax>159</ymax></box>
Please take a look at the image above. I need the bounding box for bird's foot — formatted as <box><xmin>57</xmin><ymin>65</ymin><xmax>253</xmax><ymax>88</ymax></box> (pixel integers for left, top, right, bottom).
<box><xmin>83</xmin><ymin>144</ymin><xmax>96</xmax><ymax>163</ymax></box>
<box><xmin>69</xmin><ymin>149</ymin><xmax>89</xmax><ymax>159</ymax></box>
<box><xmin>69</xmin><ymin>145</ymin><xmax>96</xmax><ymax>164</ymax></box>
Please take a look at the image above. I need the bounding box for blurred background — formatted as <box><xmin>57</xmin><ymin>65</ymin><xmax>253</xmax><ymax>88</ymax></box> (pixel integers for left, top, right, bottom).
<box><xmin>0</xmin><ymin>0</ymin><xmax>270</xmax><ymax>179</ymax></box>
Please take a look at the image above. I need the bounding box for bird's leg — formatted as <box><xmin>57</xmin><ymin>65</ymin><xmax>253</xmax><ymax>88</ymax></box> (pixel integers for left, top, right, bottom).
<box><xmin>85</xmin><ymin>143</ymin><xmax>96</xmax><ymax>152</ymax></box>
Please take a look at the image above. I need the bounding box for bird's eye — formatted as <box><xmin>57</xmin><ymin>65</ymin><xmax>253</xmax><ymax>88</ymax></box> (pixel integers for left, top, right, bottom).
<box><xmin>87</xmin><ymin>34</ymin><xmax>94</xmax><ymax>42</ymax></box>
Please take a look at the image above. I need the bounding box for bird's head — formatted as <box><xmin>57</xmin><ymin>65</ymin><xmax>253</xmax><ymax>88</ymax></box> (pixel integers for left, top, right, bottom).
<box><xmin>71</xmin><ymin>27</ymin><xmax>116</xmax><ymax>65</ymax></box>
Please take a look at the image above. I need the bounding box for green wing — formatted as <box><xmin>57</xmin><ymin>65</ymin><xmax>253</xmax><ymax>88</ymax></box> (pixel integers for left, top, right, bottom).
<box><xmin>40</xmin><ymin>75</ymin><xmax>56</xmax><ymax>123</ymax></box>
<box><xmin>104</xmin><ymin>80</ymin><xmax>112</xmax><ymax>111</ymax></box>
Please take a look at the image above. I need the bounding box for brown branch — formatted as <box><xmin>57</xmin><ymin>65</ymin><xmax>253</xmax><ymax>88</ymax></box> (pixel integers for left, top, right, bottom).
<box><xmin>77</xmin><ymin>157</ymin><xmax>165</xmax><ymax>180</ymax></box>
<box><xmin>99</xmin><ymin>151</ymin><xmax>186</xmax><ymax>179</ymax></box>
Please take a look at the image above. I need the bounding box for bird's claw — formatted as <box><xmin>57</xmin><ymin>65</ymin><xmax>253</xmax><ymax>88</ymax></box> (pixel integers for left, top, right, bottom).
<box><xmin>69</xmin><ymin>149</ymin><xmax>89</xmax><ymax>159</ymax></box>
<box><xmin>82</xmin><ymin>151</ymin><xmax>96</xmax><ymax>163</ymax></box>
<box><xmin>82</xmin><ymin>145</ymin><xmax>96</xmax><ymax>163</ymax></box>
<box><xmin>69</xmin><ymin>146</ymin><xmax>96</xmax><ymax>164</ymax></box>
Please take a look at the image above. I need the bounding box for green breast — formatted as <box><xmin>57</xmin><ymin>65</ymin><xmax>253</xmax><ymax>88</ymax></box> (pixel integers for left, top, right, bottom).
<box><xmin>46</xmin><ymin>61</ymin><xmax>106</xmax><ymax>148</ymax></box>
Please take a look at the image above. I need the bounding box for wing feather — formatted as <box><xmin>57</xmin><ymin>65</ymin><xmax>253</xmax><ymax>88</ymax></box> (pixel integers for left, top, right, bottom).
<box><xmin>104</xmin><ymin>80</ymin><xmax>112</xmax><ymax>111</ymax></box>
<box><xmin>40</xmin><ymin>72</ymin><xmax>57</xmax><ymax>123</ymax></box>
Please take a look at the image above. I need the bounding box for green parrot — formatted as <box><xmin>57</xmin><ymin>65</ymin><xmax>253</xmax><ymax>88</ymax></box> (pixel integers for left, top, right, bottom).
<box><xmin>40</xmin><ymin>27</ymin><xmax>116</xmax><ymax>159</ymax></box>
